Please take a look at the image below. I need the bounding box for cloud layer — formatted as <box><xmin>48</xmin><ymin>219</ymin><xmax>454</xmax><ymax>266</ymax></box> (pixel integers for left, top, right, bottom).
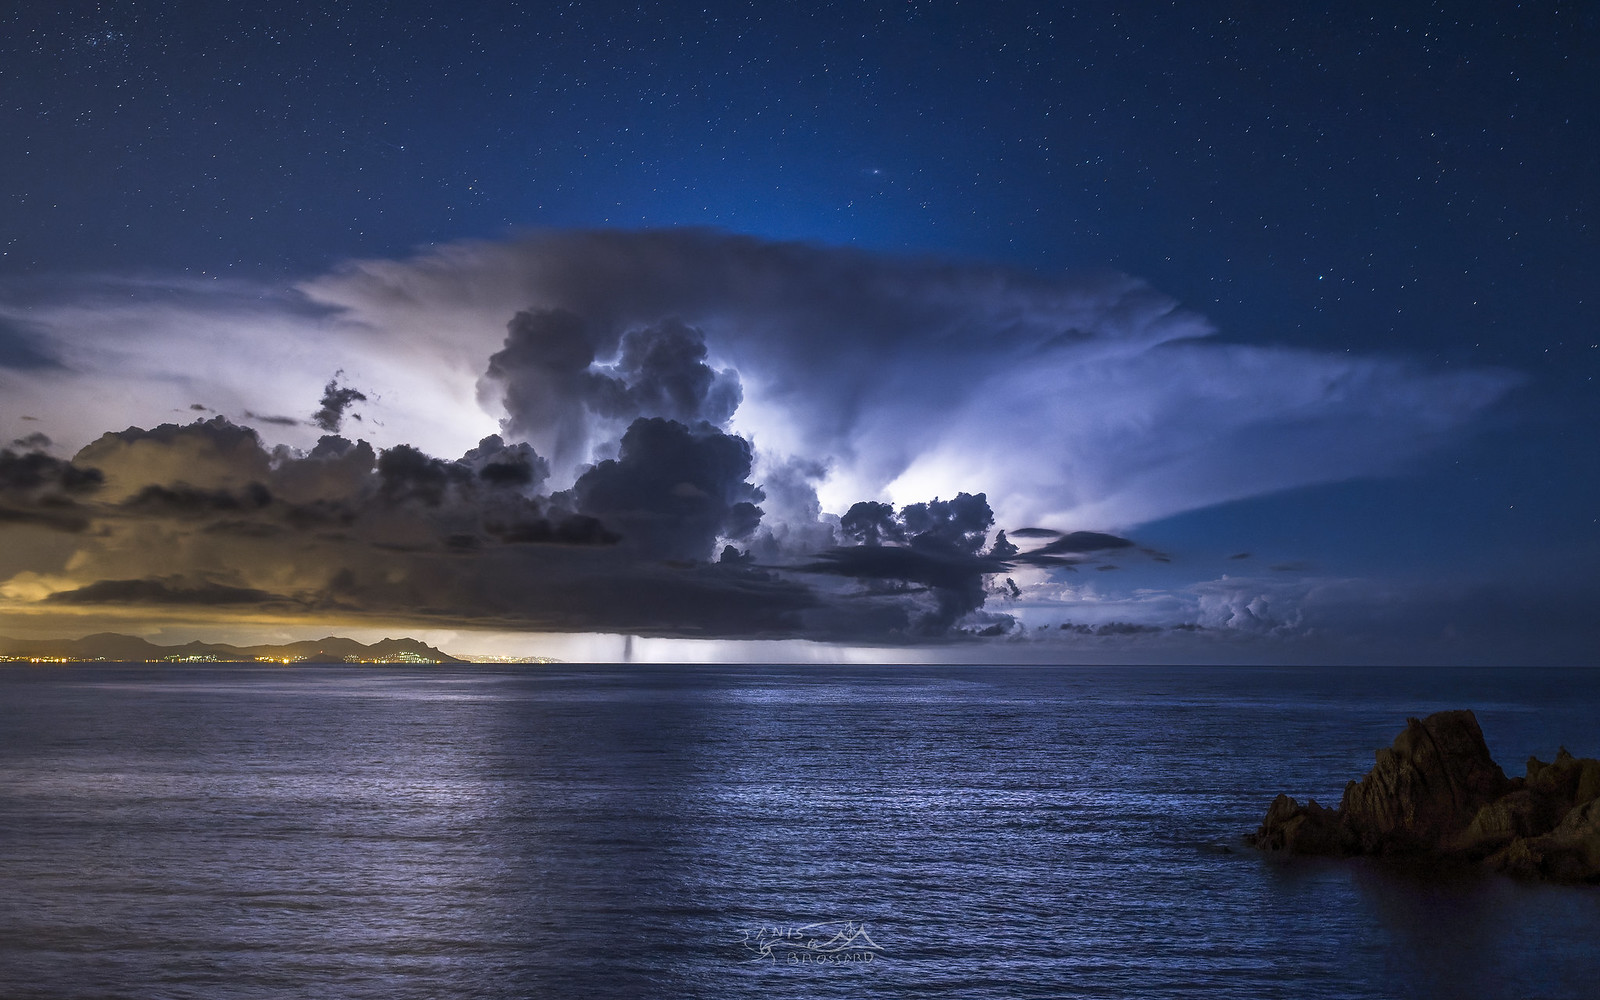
<box><xmin>0</xmin><ymin>415</ymin><xmax>1031</xmax><ymax>643</ymax></box>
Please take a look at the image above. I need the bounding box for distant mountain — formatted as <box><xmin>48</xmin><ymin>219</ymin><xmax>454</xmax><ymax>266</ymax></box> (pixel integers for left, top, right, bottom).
<box><xmin>0</xmin><ymin>632</ymin><xmax>467</xmax><ymax>664</ymax></box>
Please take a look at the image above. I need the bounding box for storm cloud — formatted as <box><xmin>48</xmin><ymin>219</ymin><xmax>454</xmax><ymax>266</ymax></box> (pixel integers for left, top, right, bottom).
<box><xmin>0</xmin><ymin>229</ymin><xmax>1530</xmax><ymax>650</ymax></box>
<box><xmin>290</xmin><ymin>229</ymin><xmax>1521</xmax><ymax>528</ymax></box>
<box><xmin>482</xmin><ymin>310</ymin><xmax>742</xmax><ymax>475</ymax></box>
<box><xmin>570</xmin><ymin>417</ymin><xmax>763</xmax><ymax>563</ymax></box>
<box><xmin>0</xmin><ymin>410</ymin><xmax>1007</xmax><ymax>641</ymax></box>
<box><xmin>802</xmin><ymin>493</ymin><xmax>1018</xmax><ymax>635</ymax></box>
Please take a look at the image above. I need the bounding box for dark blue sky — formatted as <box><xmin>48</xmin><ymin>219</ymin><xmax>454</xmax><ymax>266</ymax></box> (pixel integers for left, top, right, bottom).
<box><xmin>1</xmin><ymin>1</ymin><xmax>1595</xmax><ymax>661</ymax></box>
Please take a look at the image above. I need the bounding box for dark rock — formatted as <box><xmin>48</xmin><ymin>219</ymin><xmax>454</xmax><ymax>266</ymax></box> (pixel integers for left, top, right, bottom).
<box><xmin>1485</xmin><ymin>799</ymin><xmax>1600</xmax><ymax>882</ymax></box>
<box><xmin>1579</xmin><ymin>760</ymin><xmax>1600</xmax><ymax>807</ymax></box>
<box><xmin>1251</xmin><ymin>794</ymin><xmax>1352</xmax><ymax>855</ymax></box>
<box><xmin>1338</xmin><ymin>710</ymin><xmax>1511</xmax><ymax>854</ymax></box>
<box><xmin>1541</xmin><ymin>799</ymin><xmax>1600</xmax><ymax>877</ymax></box>
<box><xmin>1524</xmin><ymin>748</ymin><xmax>1600</xmax><ymax>812</ymax></box>
<box><xmin>1451</xmin><ymin>789</ymin><xmax>1563</xmax><ymax>858</ymax></box>
<box><xmin>1250</xmin><ymin>709</ymin><xmax>1600</xmax><ymax>884</ymax></box>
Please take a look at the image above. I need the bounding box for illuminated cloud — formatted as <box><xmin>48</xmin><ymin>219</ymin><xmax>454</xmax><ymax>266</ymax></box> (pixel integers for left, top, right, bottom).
<box><xmin>296</xmin><ymin>230</ymin><xmax>1523</xmax><ymax>527</ymax></box>
<box><xmin>0</xmin><ymin>230</ymin><xmax>1527</xmax><ymax>650</ymax></box>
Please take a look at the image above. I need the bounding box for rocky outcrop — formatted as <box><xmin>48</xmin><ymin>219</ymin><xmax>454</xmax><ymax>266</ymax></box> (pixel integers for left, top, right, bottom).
<box><xmin>1249</xmin><ymin>710</ymin><xmax>1600</xmax><ymax>884</ymax></box>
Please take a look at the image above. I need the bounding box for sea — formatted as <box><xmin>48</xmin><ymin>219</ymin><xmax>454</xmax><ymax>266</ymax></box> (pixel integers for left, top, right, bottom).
<box><xmin>1</xmin><ymin>662</ymin><xmax>1597</xmax><ymax>999</ymax></box>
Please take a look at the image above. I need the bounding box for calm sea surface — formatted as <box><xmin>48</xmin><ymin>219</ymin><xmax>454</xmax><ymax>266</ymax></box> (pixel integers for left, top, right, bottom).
<box><xmin>1</xmin><ymin>663</ymin><xmax>1598</xmax><ymax>999</ymax></box>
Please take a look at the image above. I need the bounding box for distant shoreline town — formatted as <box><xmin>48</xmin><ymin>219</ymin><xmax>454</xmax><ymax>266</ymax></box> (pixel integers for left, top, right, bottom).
<box><xmin>0</xmin><ymin>633</ymin><xmax>558</xmax><ymax>665</ymax></box>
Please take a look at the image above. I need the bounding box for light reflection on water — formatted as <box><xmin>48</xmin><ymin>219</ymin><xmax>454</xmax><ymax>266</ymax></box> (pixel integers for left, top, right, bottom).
<box><xmin>0</xmin><ymin>663</ymin><xmax>1597</xmax><ymax>999</ymax></box>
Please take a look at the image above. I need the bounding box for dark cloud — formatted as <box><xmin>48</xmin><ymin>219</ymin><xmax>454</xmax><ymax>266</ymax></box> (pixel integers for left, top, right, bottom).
<box><xmin>0</xmin><ymin>447</ymin><xmax>104</xmax><ymax>533</ymax></box>
<box><xmin>496</xmin><ymin>562</ymin><xmax>814</xmax><ymax>638</ymax></box>
<box><xmin>377</xmin><ymin>444</ymin><xmax>473</xmax><ymax>506</ymax></box>
<box><xmin>483</xmin><ymin>308</ymin><xmax>606</xmax><ymax>475</ymax></box>
<box><xmin>0</xmin><ymin>449</ymin><xmax>104</xmax><ymax>495</ymax></box>
<box><xmin>459</xmin><ymin>434</ymin><xmax>550</xmax><ymax>492</ymax></box>
<box><xmin>1059</xmin><ymin>621</ymin><xmax>1165</xmax><ymax>635</ymax></box>
<box><xmin>0</xmin><ymin>501</ymin><xmax>92</xmax><ymax>533</ymax></box>
<box><xmin>9</xmin><ymin>432</ymin><xmax>51</xmax><ymax>450</ymax></box>
<box><xmin>798</xmin><ymin>492</ymin><xmax>1010</xmax><ymax>635</ymax></box>
<box><xmin>247</xmin><ymin>412</ymin><xmax>303</xmax><ymax>427</ymax></box>
<box><xmin>839</xmin><ymin>501</ymin><xmax>902</xmax><ymax>546</ymax></box>
<box><xmin>122</xmin><ymin>482</ymin><xmax>273</xmax><ymax>517</ymax></box>
<box><xmin>312</xmin><ymin>371</ymin><xmax>369</xmax><ymax>433</ymax></box>
<box><xmin>483</xmin><ymin>310</ymin><xmax>741</xmax><ymax>479</ymax></box>
<box><xmin>487</xmin><ymin>514</ymin><xmax>617</xmax><ymax>546</ymax></box>
<box><xmin>570</xmin><ymin>417</ymin><xmax>764</xmax><ymax>562</ymax></box>
<box><xmin>989</xmin><ymin>531</ymin><xmax>1020</xmax><ymax>559</ymax></box>
<box><xmin>901</xmin><ymin>494</ymin><xmax>994</xmax><ymax>554</ymax></box>
<box><xmin>309</xmin><ymin>434</ymin><xmax>363</xmax><ymax>460</ymax></box>
<box><xmin>1004</xmin><ymin>528</ymin><xmax>1137</xmax><ymax>569</ymax></box>
<box><xmin>272</xmin><ymin>435</ymin><xmax>377</xmax><ymax>511</ymax></box>
<box><xmin>52</xmin><ymin>418</ymin><xmax>563</xmax><ymax>552</ymax></box>
<box><xmin>202</xmin><ymin>519</ymin><xmax>286</xmax><ymax>539</ymax></box>
<box><xmin>292</xmin><ymin>545</ymin><xmax>817</xmax><ymax>640</ymax></box>
<box><xmin>1027</xmin><ymin>531</ymin><xmax>1134</xmax><ymax>556</ymax></box>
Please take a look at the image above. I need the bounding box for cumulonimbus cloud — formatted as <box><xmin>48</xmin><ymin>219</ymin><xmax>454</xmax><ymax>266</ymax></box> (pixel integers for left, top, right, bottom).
<box><xmin>0</xmin><ymin>229</ymin><xmax>1525</xmax><ymax>648</ymax></box>
<box><xmin>290</xmin><ymin>229</ymin><xmax>1521</xmax><ymax>528</ymax></box>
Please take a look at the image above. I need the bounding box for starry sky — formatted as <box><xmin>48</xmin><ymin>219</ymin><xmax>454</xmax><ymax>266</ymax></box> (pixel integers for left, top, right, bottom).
<box><xmin>0</xmin><ymin>1</ymin><xmax>1595</xmax><ymax>663</ymax></box>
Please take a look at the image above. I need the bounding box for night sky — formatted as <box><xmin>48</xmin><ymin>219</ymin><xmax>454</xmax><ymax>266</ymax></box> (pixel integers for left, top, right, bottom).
<box><xmin>1</xmin><ymin>1</ymin><xmax>1595</xmax><ymax>662</ymax></box>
